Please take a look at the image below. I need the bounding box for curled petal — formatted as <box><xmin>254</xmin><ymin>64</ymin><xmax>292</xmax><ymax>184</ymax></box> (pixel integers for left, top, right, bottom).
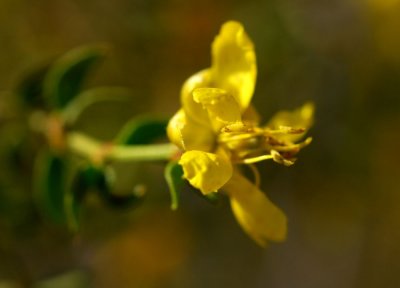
<box><xmin>224</xmin><ymin>171</ymin><xmax>287</xmax><ymax>246</ymax></box>
<box><xmin>179</xmin><ymin>150</ymin><xmax>232</xmax><ymax>195</ymax></box>
<box><xmin>267</xmin><ymin>102</ymin><xmax>315</xmax><ymax>143</ymax></box>
<box><xmin>167</xmin><ymin>109</ymin><xmax>214</xmax><ymax>152</ymax></box>
<box><xmin>181</xmin><ymin>69</ymin><xmax>211</xmax><ymax>127</ymax></box>
<box><xmin>193</xmin><ymin>88</ymin><xmax>241</xmax><ymax>132</ymax></box>
<box><xmin>211</xmin><ymin>21</ymin><xmax>257</xmax><ymax>111</ymax></box>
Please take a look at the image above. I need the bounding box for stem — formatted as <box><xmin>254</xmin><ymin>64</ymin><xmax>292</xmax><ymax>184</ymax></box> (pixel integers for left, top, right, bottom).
<box><xmin>67</xmin><ymin>132</ymin><xmax>178</xmax><ymax>162</ymax></box>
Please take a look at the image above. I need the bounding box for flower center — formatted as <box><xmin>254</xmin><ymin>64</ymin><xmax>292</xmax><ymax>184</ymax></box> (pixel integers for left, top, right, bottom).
<box><xmin>217</xmin><ymin>123</ymin><xmax>312</xmax><ymax>166</ymax></box>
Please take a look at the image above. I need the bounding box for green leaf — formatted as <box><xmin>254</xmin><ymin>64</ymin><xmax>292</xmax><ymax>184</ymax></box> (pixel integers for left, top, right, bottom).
<box><xmin>34</xmin><ymin>150</ymin><xmax>67</xmax><ymax>224</ymax></box>
<box><xmin>164</xmin><ymin>161</ymin><xmax>184</xmax><ymax>210</ymax></box>
<box><xmin>65</xmin><ymin>167</ymin><xmax>91</xmax><ymax>231</ymax></box>
<box><xmin>62</xmin><ymin>87</ymin><xmax>132</xmax><ymax>126</ymax></box>
<box><xmin>16</xmin><ymin>64</ymin><xmax>50</xmax><ymax>109</ymax></box>
<box><xmin>115</xmin><ymin>117</ymin><xmax>168</xmax><ymax>145</ymax></box>
<box><xmin>67</xmin><ymin>165</ymin><xmax>143</xmax><ymax>221</ymax></box>
<box><xmin>44</xmin><ymin>45</ymin><xmax>107</xmax><ymax>109</ymax></box>
<box><xmin>96</xmin><ymin>166</ymin><xmax>144</xmax><ymax>208</ymax></box>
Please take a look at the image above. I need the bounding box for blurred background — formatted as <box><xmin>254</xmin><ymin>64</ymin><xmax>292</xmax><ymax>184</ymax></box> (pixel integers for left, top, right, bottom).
<box><xmin>1</xmin><ymin>0</ymin><xmax>400</xmax><ymax>287</ymax></box>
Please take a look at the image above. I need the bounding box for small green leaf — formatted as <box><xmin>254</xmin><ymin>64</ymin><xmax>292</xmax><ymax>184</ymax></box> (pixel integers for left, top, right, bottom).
<box><xmin>44</xmin><ymin>45</ymin><xmax>107</xmax><ymax>109</ymax></box>
<box><xmin>62</xmin><ymin>87</ymin><xmax>132</xmax><ymax>126</ymax></box>
<box><xmin>34</xmin><ymin>150</ymin><xmax>67</xmax><ymax>224</ymax></box>
<box><xmin>115</xmin><ymin>117</ymin><xmax>168</xmax><ymax>145</ymax></box>
<box><xmin>164</xmin><ymin>161</ymin><xmax>184</xmax><ymax>210</ymax></box>
<box><xmin>96</xmin><ymin>166</ymin><xmax>144</xmax><ymax>208</ymax></box>
<box><xmin>68</xmin><ymin>164</ymin><xmax>143</xmax><ymax>217</ymax></box>
<box><xmin>65</xmin><ymin>165</ymin><xmax>117</xmax><ymax>231</ymax></box>
<box><xmin>65</xmin><ymin>167</ymin><xmax>90</xmax><ymax>231</ymax></box>
<box><xmin>16</xmin><ymin>64</ymin><xmax>50</xmax><ymax>109</ymax></box>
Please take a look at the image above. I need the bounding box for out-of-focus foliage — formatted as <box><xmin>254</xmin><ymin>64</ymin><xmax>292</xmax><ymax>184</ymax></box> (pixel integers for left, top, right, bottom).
<box><xmin>17</xmin><ymin>46</ymin><xmax>153</xmax><ymax>231</ymax></box>
<box><xmin>1</xmin><ymin>0</ymin><xmax>400</xmax><ymax>287</ymax></box>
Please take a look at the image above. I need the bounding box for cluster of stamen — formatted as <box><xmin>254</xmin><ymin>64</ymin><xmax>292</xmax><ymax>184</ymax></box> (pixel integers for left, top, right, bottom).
<box><xmin>218</xmin><ymin>123</ymin><xmax>312</xmax><ymax>166</ymax></box>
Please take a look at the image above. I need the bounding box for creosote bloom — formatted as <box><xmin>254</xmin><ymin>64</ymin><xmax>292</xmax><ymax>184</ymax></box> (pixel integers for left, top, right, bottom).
<box><xmin>167</xmin><ymin>21</ymin><xmax>314</xmax><ymax>246</ymax></box>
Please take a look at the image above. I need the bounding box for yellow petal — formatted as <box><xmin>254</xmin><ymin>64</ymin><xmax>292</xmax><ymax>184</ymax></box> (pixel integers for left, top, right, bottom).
<box><xmin>211</xmin><ymin>21</ymin><xmax>257</xmax><ymax>111</ymax></box>
<box><xmin>267</xmin><ymin>102</ymin><xmax>315</xmax><ymax>143</ymax></box>
<box><xmin>179</xmin><ymin>150</ymin><xmax>232</xmax><ymax>195</ymax></box>
<box><xmin>223</xmin><ymin>171</ymin><xmax>287</xmax><ymax>246</ymax></box>
<box><xmin>167</xmin><ymin>109</ymin><xmax>214</xmax><ymax>152</ymax></box>
<box><xmin>181</xmin><ymin>69</ymin><xmax>212</xmax><ymax>127</ymax></box>
<box><xmin>193</xmin><ymin>88</ymin><xmax>241</xmax><ymax>132</ymax></box>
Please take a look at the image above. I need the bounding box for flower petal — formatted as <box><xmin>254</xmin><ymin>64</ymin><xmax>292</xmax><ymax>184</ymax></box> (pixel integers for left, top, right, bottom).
<box><xmin>211</xmin><ymin>21</ymin><xmax>257</xmax><ymax>111</ymax></box>
<box><xmin>224</xmin><ymin>171</ymin><xmax>287</xmax><ymax>246</ymax></box>
<box><xmin>167</xmin><ymin>109</ymin><xmax>214</xmax><ymax>152</ymax></box>
<box><xmin>267</xmin><ymin>102</ymin><xmax>315</xmax><ymax>143</ymax></box>
<box><xmin>179</xmin><ymin>150</ymin><xmax>232</xmax><ymax>195</ymax></box>
<box><xmin>193</xmin><ymin>87</ymin><xmax>241</xmax><ymax>132</ymax></box>
<box><xmin>181</xmin><ymin>69</ymin><xmax>212</xmax><ymax>127</ymax></box>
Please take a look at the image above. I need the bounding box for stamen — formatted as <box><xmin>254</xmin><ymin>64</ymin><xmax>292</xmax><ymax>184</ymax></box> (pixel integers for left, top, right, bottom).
<box><xmin>219</xmin><ymin>126</ymin><xmax>307</xmax><ymax>145</ymax></box>
<box><xmin>266</xmin><ymin>137</ymin><xmax>312</xmax><ymax>152</ymax></box>
<box><xmin>236</xmin><ymin>148</ymin><xmax>265</xmax><ymax>159</ymax></box>
<box><xmin>218</xmin><ymin>131</ymin><xmax>261</xmax><ymax>143</ymax></box>
<box><xmin>218</xmin><ymin>124</ymin><xmax>311</xmax><ymax>166</ymax></box>
<box><xmin>271</xmin><ymin>150</ymin><xmax>295</xmax><ymax>166</ymax></box>
<box><xmin>265</xmin><ymin>126</ymin><xmax>306</xmax><ymax>135</ymax></box>
<box><xmin>242</xmin><ymin>154</ymin><xmax>274</xmax><ymax>164</ymax></box>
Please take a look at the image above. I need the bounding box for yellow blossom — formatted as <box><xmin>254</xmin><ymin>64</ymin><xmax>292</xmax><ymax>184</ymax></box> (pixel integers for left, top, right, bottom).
<box><xmin>167</xmin><ymin>21</ymin><xmax>314</xmax><ymax>246</ymax></box>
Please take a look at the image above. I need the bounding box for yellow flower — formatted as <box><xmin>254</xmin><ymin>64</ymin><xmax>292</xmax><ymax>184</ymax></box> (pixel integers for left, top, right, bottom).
<box><xmin>167</xmin><ymin>21</ymin><xmax>314</xmax><ymax>246</ymax></box>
